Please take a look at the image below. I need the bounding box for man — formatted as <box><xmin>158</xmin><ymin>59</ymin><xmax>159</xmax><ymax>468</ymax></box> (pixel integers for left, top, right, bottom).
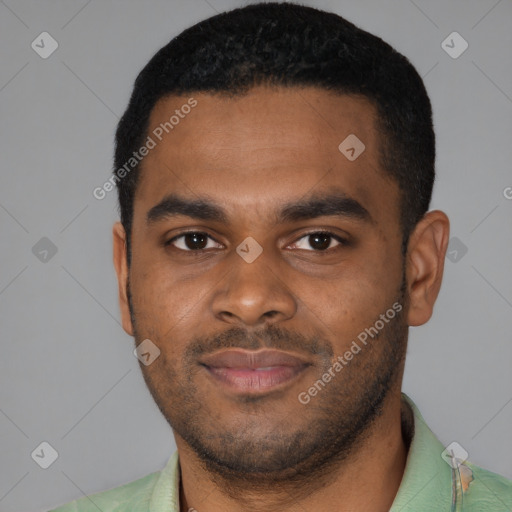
<box><xmin>51</xmin><ymin>2</ymin><xmax>512</xmax><ymax>511</ymax></box>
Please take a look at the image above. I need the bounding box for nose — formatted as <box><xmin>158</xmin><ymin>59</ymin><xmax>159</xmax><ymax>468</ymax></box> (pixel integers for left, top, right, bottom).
<box><xmin>211</xmin><ymin>248</ymin><xmax>297</xmax><ymax>328</ymax></box>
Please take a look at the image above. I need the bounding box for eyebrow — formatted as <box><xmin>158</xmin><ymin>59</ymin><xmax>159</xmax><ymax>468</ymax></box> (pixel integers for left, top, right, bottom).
<box><xmin>146</xmin><ymin>190</ymin><xmax>371</xmax><ymax>226</ymax></box>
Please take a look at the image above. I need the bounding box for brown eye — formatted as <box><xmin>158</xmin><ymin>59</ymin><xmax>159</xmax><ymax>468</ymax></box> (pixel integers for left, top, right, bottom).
<box><xmin>308</xmin><ymin>233</ymin><xmax>332</xmax><ymax>250</ymax></box>
<box><xmin>166</xmin><ymin>232</ymin><xmax>222</xmax><ymax>251</ymax></box>
<box><xmin>290</xmin><ymin>232</ymin><xmax>347</xmax><ymax>252</ymax></box>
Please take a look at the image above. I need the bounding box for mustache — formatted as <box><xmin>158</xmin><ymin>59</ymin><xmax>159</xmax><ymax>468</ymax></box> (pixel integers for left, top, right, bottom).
<box><xmin>184</xmin><ymin>324</ymin><xmax>334</xmax><ymax>361</ymax></box>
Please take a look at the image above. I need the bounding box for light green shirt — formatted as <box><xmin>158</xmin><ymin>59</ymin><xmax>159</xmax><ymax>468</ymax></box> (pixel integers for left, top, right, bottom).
<box><xmin>49</xmin><ymin>393</ymin><xmax>512</xmax><ymax>511</ymax></box>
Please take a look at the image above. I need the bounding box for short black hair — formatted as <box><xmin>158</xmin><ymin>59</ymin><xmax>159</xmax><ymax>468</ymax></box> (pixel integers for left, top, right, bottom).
<box><xmin>114</xmin><ymin>1</ymin><xmax>435</xmax><ymax>263</ymax></box>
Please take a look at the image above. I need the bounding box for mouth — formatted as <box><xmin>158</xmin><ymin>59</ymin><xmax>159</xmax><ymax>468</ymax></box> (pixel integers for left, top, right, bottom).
<box><xmin>200</xmin><ymin>349</ymin><xmax>311</xmax><ymax>394</ymax></box>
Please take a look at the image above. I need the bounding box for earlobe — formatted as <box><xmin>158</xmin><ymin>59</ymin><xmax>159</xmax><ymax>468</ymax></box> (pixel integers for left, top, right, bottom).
<box><xmin>113</xmin><ymin>222</ymin><xmax>134</xmax><ymax>336</ymax></box>
<box><xmin>405</xmin><ymin>210</ymin><xmax>450</xmax><ymax>327</ymax></box>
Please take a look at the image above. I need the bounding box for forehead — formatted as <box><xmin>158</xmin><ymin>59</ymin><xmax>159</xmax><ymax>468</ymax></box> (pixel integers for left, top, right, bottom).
<box><xmin>134</xmin><ymin>86</ymin><xmax>398</xmax><ymax>227</ymax></box>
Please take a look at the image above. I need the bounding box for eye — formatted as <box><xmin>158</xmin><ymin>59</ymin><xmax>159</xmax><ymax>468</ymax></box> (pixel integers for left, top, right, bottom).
<box><xmin>165</xmin><ymin>230</ymin><xmax>348</xmax><ymax>253</ymax></box>
<box><xmin>166</xmin><ymin>232</ymin><xmax>223</xmax><ymax>251</ymax></box>
<box><xmin>289</xmin><ymin>231</ymin><xmax>347</xmax><ymax>252</ymax></box>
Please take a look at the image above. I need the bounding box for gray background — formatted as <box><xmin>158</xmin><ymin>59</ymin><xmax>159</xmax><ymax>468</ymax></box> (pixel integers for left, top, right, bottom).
<box><xmin>0</xmin><ymin>0</ymin><xmax>511</xmax><ymax>510</ymax></box>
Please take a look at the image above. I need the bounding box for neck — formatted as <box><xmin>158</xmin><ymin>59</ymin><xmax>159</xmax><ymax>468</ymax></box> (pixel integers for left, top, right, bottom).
<box><xmin>176</xmin><ymin>388</ymin><xmax>409</xmax><ymax>512</ymax></box>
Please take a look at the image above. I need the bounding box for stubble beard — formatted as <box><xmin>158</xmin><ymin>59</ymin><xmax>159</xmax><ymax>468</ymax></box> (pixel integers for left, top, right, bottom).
<box><xmin>128</xmin><ymin>277</ymin><xmax>409</xmax><ymax>498</ymax></box>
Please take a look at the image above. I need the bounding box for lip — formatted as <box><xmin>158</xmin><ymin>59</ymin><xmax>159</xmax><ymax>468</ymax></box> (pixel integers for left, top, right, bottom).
<box><xmin>200</xmin><ymin>349</ymin><xmax>311</xmax><ymax>393</ymax></box>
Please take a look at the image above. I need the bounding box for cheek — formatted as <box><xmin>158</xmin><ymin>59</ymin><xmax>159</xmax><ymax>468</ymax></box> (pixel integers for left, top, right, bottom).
<box><xmin>129</xmin><ymin>266</ymin><xmax>185</xmax><ymax>337</ymax></box>
<box><xmin>130</xmin><ymin>262</ymin><xmax>219</xmax><ymax>357</ymax></box>
<box><xmin>305</xmin><ymin>261</ymin><xmax>400</xmax><ymax>344</ymax></box>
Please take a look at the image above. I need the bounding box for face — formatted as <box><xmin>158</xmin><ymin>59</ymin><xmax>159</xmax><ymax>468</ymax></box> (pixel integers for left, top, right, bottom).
<box><xmin>118</xmin><ymin>86</ymin><xmax>411</xmax><ymax>482</ymax></box>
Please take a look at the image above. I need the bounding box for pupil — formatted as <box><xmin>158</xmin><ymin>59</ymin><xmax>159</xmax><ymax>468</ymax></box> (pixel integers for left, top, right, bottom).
<box><xmin>310</xmin><ymin>233</ymin><xmax>330</xmax><ymax>250</ymax></box>
<box><xmin>186</xmin><ymin>233</ymin><xmax>207</xmax><ymax>250</ymax></box>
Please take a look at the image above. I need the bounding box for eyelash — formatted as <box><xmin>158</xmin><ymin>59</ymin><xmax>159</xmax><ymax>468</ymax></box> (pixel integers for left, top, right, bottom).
<box><xmin>164</xmin><ymin>231</ymin><xmax>349</xmax><ymax>253</ymax></box>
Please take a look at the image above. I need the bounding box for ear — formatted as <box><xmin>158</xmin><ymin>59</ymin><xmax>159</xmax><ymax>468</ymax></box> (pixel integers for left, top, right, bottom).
<box><xmin>405</xmin><ymin>210</ymin><xmax>450</xmax><ymax>326</ymax></box>
<box><xmin>113</xmin><ymin>222</ymin><xmax>134</xmax><ymax>336</ymax></box>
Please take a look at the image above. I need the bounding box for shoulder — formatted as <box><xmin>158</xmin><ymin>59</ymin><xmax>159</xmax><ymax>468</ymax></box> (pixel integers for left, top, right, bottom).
<box><xmin>462</xmin><ymin>461</ymin><xmax>512</xmax><ymax>511</ymax></box>
<box><xmin>398</xmin><ymin>394</ymin><xmax>512</xmax><ymax>510</ymax></box>
<box><xmin>48</xmin><ymin>470</ymin><xmax>161</xmax><ymax>512</ymax></box>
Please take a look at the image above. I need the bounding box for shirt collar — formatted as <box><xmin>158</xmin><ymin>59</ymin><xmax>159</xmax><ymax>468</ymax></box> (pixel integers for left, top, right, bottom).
<box><xmin>390</xmin><ymin>393</ymin><xmax>453</xmax><ymax>510</ymax></box>
<box><xmin>149</xmin><ymin>449</ymin><xmax>180</xmax><ymax>512</ymax></box>
<box><xmin>149</xmin><ymin>393</ymin><xmax>453</xmax><ymax>511</ymax></box>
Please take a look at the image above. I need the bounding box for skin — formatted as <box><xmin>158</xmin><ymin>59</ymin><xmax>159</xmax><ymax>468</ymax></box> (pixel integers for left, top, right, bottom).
<box><xmin>113</xmin><ymin>86</ymin><xmax>450</xmax><ymax>512</ymax></box>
